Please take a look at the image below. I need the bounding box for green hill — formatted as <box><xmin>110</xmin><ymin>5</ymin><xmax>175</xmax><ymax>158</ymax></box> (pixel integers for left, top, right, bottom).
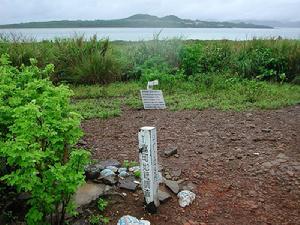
<box><xmin>0</xmin><ymin>14</ymin><xmax>273</xmax><ymax>29</ymax></box>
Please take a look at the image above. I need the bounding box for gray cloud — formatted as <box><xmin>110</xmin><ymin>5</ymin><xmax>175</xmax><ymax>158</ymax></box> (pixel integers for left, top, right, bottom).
<box><xmin>1</xmin><ymin>0</ymin><xmax>299</xmax><ymax>24</ymax></box>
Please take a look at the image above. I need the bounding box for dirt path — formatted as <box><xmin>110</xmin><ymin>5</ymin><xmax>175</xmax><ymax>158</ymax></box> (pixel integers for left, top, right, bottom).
<box><xmin>82</xmin><ymin>105</ymin><xmax>300</xmax><ymax>225</ymax></box>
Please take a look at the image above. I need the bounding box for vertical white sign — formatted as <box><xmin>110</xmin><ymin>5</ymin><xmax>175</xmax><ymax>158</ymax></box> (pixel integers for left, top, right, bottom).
<box><xmin>138</xmin><ymin>127</ymin><xmax>159</xmax><ymax>211</ymax></box>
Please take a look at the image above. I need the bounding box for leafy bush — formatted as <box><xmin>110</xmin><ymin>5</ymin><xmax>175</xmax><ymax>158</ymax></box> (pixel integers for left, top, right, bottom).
<box><xmin>235</xmin><ymin>45</ymin><xmax>287</xmax><ymax>82</ymax></box>
<box><xmin>180</xmin><ymin>43</ymin><xmax>202</xmax><ymax>75</ymax></box>
<box><xmin>179</xmin><ymin>39</ymin><xmax>300</xmax><ymax>82</ymax></box>
<box><xmin>241</xmin><ymin>80</ymin><xmax>266</xmax><ymax>103</ymax></box>
<box><xmin>0</xmin><ymin>54</ymin><xmax>90</xmax><ymax>225</ymax></box>
<box><xmin>180</xmin><ymin>42</ymin><xmax>232</xmax><ymax>75</ymax></box>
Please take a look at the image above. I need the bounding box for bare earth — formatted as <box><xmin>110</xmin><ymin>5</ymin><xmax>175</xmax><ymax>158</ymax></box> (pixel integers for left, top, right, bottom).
<box><xmin>82</xmin><ymin>105</ymin><xmax>300</xmax><ymax>225</ymax></box>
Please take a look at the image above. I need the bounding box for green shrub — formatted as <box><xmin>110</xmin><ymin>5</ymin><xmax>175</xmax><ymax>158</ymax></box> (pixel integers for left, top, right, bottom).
<box><xmin>241</xmin><ymin>80</ymin><xmax>266</xmax><ymax>103</ymax></box>
<box><xmin>180</xmin><ymin>42</ymin><xmax>232</xmax><ymax>75</ymax></box>
<box><xmin>235</xmin><ymin>45</ymin><xmax>287</xmax><ymax>82</ymax></box>
<box><xmin>180</xmin><ymin>43</ymin><xmax>203</xmax><ymax>75</ymax></box>
<box><xmin>0</xmin><ymin>54</ymin><xmax>90</xmax><ymax>225</ymax></box>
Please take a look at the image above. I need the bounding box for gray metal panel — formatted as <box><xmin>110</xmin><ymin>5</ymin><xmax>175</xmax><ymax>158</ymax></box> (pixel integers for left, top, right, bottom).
<box><xmin>140</xmin><ymin>90</ymin><xmax>166</xmax><ymax>109</ymax></box>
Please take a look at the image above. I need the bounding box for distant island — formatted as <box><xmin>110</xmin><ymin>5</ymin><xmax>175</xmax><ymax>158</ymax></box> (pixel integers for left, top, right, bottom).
<box><xmin>231</xmin><ymin>20</ymin><xmax>300</xmax><ymax>28</ymax></box>
<box><xmin>0</xmin><ymin>14</ymin><xmax>273</xmax><ymax>29</ymax></box>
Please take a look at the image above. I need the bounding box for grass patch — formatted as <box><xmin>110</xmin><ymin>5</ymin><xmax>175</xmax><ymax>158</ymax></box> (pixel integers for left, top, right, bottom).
<box><xmin>72</xmin><ymin>82</ymin><xmax>142</xmax><ymax>99</ymax></box>
<box><xmin>71</xmin><ymin>99</ymin><xmax>121</xmax><ymax>119</ymax></box>
<box><xmin>71</xmin><ymin>76</ymin><xmax>300</xmax><ymax>119</ymax></box>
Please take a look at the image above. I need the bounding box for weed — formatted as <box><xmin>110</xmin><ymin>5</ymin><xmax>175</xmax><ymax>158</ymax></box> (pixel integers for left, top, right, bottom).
<box><xmin>89</xmin><ymin>215</ymin><xmax>109</xmax><ymax>225</ymax></box>
<box><xmin>71</xmin><ymin>99</ymin><xmax>121</xmax><ymax>119</ymax></box>
<box><xmin>123</xmin><ymin>160</ymin><xmax>139</xmax><ymax>169</ymax></box>
<box><xmin>97</xmin><ymin>198</ymin><xmax>108</xmax><ymax>212</ymax></box>
<box><xmin>134</xmin><ymin>170</ymin><xmax>141</xmax><ymax>179</ymax></box>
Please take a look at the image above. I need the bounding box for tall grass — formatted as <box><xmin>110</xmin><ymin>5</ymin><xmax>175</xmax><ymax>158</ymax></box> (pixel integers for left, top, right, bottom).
<box><xmin>0</xmin><ymin>35</ymin><xmax>122</xmax><ymax>84</ymax></box>
<box><xmin>0</xmin><ymin>34</ymin><xmax>299</xmax><ymax>84</ymax></box>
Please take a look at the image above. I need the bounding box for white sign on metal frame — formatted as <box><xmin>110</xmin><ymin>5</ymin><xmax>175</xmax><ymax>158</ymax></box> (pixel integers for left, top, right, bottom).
<box><xmin>140</xmin><ymin>90</ymin><xmax>166</xmax><ymax>110</ymax></box>
<box><xmin>138</xmin><ymin>126</ymin><xmax>159</xmax><ymax>213</ymax></box>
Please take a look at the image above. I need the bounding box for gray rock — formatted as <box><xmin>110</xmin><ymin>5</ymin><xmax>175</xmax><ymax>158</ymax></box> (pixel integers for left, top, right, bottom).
<box><xmin>165</xmin><ymin>179</ymin><xmax>180</xmax><ymax>194</ymax></box>
<box><xmin>164</xmin><ymin>147</ymin><xmax>178</xmax><ymax>157</ymax></box>
<box><xmin>119</xmin><ymin>176</ymin><xmax>138</xmax><ymax>191</ymax></box>
<box><xmin>262</xmin><ymin>162</ymin><xmax>273</xmax><ymax>169</ymax></box>
<box><xmin>170</xmin><ymin>168</ymin><xmax>182</xmax><ymax>177</ymax></box>
<box><xmin>98</xmin><ymin>159</ymin><xmax>121</xmax><ymax>168</ymax></box>
<box><xmin>118</xmin><ymin>167</ymin><xmax>127</xmax><ymax>173</ymax></box>
<box><xmin>119</xmin><ymin>171</ymin><xmax>129</xmax><ymax>178</ymax></box>
<box><xmin>100</xmin><ymin>168</ymin><xmax>115</xmax><ymax>177</ymax></box>
<box><xmin>158</xmin><ymin>190</ymin><xmax>172</xmax><ymax>203</ymax></box>
<box><xmin>84</xmin><ymin>165</ymin><xmax>100</xmax><ymax>180</ymax></box>
<box><xmin>106</xmin><ymin>166</ymin><xmax>118</xmax><ymax>173</ymax></box>
<box><xmin>92</xmin><ymin>163</ymin><xmax>105</xmax><ymax>172</ymax></box>
<box><xmin>102</xmin><ymin>175</ymin><xmax>117</xmax><ymax>185</ymax></box>
<box><xmin>74</xmin><ymin>182</ymin><xmax>111</xmax><ymax>207</ymax></box>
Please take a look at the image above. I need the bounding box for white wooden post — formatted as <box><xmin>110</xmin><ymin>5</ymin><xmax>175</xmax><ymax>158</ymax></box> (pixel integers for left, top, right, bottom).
<box><xmin>138</xmin><ymin>126</ymin><xmax>159</xmax><ymax>213</ymax></box>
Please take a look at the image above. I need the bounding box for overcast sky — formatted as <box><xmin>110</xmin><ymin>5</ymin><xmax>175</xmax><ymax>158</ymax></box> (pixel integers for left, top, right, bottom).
<box><xmin>1</xmin><ymin>0</ymin><xmax>300</xmax><ymax>24</ymax></box>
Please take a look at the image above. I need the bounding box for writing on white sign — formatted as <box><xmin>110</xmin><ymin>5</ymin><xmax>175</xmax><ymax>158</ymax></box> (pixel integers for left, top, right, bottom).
<box><xmin>138</xmin><ymin>126</ymin><xmax>159</xmax><ymax>213</ymax></box>
<box><xmin>140</xmin><ymin>90</ymin><xmax>166</xmax><ymax>110</ymax></box>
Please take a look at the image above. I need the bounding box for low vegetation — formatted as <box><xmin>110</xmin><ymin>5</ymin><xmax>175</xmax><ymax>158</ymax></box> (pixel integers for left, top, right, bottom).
<box><xmin>3</xmin><ymin>35</ymin><xmax>297</xmax><ymax>119</ymax></box>
<box><xmin>71</xmin><ymin>78</ymin><xmax>300</xmax><ymax>119</ymax></box>
<box><xmin>0</xmin><ymin>35</ymin><xmax>299</xmax><ymax>84</ymax></box>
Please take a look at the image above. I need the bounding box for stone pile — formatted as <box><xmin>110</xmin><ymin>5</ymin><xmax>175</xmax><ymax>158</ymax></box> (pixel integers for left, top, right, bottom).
<box><xmin>75</xmin><ymin>158</ymin><xmax>197</xmax><ymax>209</ymax></box>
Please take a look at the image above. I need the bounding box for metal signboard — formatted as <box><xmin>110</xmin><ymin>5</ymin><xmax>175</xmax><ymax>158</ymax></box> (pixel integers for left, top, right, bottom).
<box><xmin>140</xmin><ymin>90</ymin><xmax>166</xmax><ymax>110</ymax></box>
